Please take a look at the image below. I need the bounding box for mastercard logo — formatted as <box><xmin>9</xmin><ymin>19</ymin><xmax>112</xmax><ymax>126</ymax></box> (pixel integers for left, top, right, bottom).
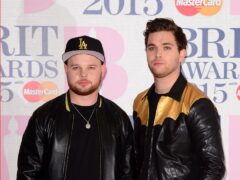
<box><xmin>175</xmin><ymin>0</ymin><xmax>223</xmax><ymax>16</ymax></box>
<box><xmin>23</xmin><ymin>81</ymin><xmax>59</xmax><ymax>102</ymax></box>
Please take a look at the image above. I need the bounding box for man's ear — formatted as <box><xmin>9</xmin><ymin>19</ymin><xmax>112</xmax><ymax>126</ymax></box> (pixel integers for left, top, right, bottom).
<box><xmin>179</xmin><ymin>49</ymin><xmax>187</xmax><ymax>63</ymax></box>
<box><xmin>101</xmin><ymin>64</ymin><xmax>107</xmax><ymax>80</ymax></box>
<box><xmin>64</xmin><ymin>63</ymin><xmax>68</xmax><ymax>73</ymax></box>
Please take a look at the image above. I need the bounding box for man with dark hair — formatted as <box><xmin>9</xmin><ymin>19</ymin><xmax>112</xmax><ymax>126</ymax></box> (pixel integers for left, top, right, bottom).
<box><xmin>17</xmin><ymin>35</ymin><xmax>135</xmax><ymax>180</ymax></box>
<box><xmin>133</xmin><ymin>18</ymin><xmax>225</xmax><ymax>180</ymax></box>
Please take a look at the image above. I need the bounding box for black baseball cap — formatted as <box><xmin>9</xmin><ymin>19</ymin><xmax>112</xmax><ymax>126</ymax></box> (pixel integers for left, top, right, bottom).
<box><xmin>62</xmin><ymin>35</ymin><xmax>105</xmax><ymax>64</ymax></box>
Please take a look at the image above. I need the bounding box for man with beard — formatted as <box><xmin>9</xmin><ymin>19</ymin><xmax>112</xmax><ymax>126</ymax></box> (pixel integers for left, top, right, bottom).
<box><xmin>133</xmin><ymin>18</ymin><xmax>225</xmax><ymax>180</ymax></box>
<box><xmin>17</xmin><ymin>36</ymin><xmax>135</xmax><ymax>180</ymax></box>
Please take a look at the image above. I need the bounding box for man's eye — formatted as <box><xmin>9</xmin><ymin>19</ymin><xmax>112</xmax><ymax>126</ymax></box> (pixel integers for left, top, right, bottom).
<box><xmin>88</xmin><ymin>66</ymin><xmax>96</xmax><ymax>70</ymax></box>
<box><xmin>71</xmin><ymin>66</ymin><xmax>79</xmax><ymax>70</ymax></box>
<box><xmin>164</xmin><ymin>46</ymin><xmax>171</xmax><ymax>50</ymax></box>
<box><xmin>147</xmin><ymin>46</ymin><xmax>155</xmax><ymax>51</ymax></box>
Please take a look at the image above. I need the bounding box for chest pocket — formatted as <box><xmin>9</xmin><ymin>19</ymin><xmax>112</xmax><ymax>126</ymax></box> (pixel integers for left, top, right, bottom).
<box><xmin>157</xmin><ymin>115</ymin><xmax>192</xmax><ymax>155</ymax></box>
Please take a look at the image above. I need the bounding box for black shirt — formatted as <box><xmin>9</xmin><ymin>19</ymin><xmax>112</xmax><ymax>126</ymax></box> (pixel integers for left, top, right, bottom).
<box><xmin>67</xmin><ymin>103</ymin><xmax>100</xmax><ymax>180</ymax></box>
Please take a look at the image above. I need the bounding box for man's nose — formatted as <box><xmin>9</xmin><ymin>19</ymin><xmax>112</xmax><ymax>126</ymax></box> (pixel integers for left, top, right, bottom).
<box><xmin>80</xmin><ymin>69</ymin><xmax>87</xmax><ymax>77</ymax></box>
<box><xmin>156</xmin><ymin>48</ymin><xmax>162</xmax><ymax>58</ymax></box>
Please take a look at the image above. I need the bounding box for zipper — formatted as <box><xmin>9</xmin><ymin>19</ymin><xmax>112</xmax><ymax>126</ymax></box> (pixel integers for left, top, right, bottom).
<box><xmin>140</xmin><ymin>110</ymin><xmax>153</xmax><ymax>180</ymax></box>
<box><xmin>96</xmin><ymin>109</ymin><xmax>102</xmax><ymax>180</ymax></box>
<box><xmin>63</xmin><ymin>114</ymin><xmax>75</xmax><ymax>180</ymax></box>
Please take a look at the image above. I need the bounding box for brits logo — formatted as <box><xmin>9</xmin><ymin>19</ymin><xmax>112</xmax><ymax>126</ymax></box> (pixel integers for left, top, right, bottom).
<box><xmin>175</xmin><ymin>0</ymin><xmax>223</xmax><ymax>16</ymax></box>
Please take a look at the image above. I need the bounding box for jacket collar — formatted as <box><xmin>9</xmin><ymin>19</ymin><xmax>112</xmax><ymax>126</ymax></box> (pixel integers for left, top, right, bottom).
<box><xmin>64</xmin><ymin>91</ymin><xmax>103</xmax><ymax>112</ymax></box>
<box><xmin>145</xmin><ymin>72</ymin><xmax>187</xmax><ymax>102</ymax></box>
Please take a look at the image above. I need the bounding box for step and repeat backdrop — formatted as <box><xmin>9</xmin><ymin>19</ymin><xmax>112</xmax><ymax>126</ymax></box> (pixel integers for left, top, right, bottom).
<box><xmin>1</xmin><ymin>0</ymin><xmax>240</xmax><ymax>179</ymax></box>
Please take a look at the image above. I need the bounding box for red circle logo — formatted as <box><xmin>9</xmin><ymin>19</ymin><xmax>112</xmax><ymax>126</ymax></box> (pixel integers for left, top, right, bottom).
<box><xmin>236</xmin><ymin>85</ymin><xmax>240</xmax><ymax>101</ymax></box>
<box><xmin>23</xmin><ymin>81</ymin><xmax>59</xmax><ymax>102</ymax></box>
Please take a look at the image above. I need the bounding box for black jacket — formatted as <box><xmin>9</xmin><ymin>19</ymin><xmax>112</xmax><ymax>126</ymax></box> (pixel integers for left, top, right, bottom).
<box><xmin>133</xmin><ymin>73</ymin><xmax>225</xmax><ymax>180</ymax></box>
<box><xmin>17</xmin><ymin>92</ymin><xmax>135</xmax><ymax>180</ymax></box>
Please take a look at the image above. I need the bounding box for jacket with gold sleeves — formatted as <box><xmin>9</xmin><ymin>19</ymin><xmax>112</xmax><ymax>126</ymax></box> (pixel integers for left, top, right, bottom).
<box><xmin>133</xmin><ymin>73</ymin><xmax>225</xmax><ymax>180</ymax></box>
<box><xmin>17</xmin><ymin>92</ymin><xmax>134</xmax><ymax>180</ymax></box>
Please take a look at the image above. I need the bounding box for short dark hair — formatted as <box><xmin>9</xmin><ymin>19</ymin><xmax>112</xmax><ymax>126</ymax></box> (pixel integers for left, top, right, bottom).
<box><xmin>143</xmin><ymin>18</ymin><xmax>187</xmax><ymax>51</ymax></box>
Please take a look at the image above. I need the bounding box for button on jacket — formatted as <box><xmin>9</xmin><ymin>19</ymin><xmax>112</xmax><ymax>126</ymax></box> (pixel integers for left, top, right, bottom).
<box><xmin>133</xmin><ymin>73</ymin><xmax>225</xmax><ymax>180</ymax></box>
<box><xmin>17</xmin><ymin>92</ymin><xmax>135</xmax><ymax>180</ymax></box>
